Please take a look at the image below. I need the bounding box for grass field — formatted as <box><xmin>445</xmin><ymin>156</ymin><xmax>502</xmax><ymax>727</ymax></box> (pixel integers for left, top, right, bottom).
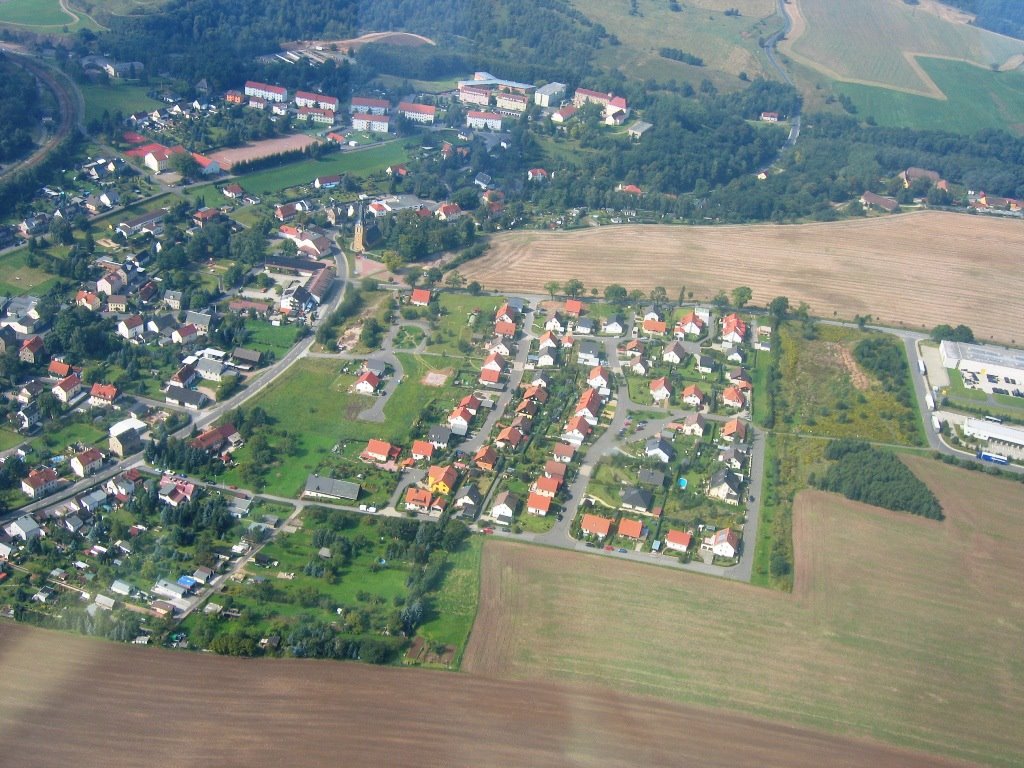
<box><xmin>782</xmin><ymin>0</ymin><xmax>1024</xmax><ymax>96</ymax></box>
<box><xmin>464</xmin><ymin>457</ymin><xmax>1024</xmax><ymax>766</ymax></box>
<box><xmin>0</xmin><ymin>249</ymin><xmax>61</xmax><ymax>296</ymax></box>
<box><xmin>575</xmin><ymin>0</ymin><xmax>776</xmax><ymax>85</ymax></box>
<box><xmin>79</xmin><ymin>83</ymin><xmax>162</xmax><ymax>126</ymax></box>
<box><xmin>238</xmin><ymin>142</ymin><xmax>413</xmax><ymax>196</ymax></box>
<box><xmin>0</xmin><ymin>0</ymin><xmax>75</xmax><ymax>27</ymax></box>
<box><xmin>244</xmin><ymin>319</ymin><xmax>301</xmax><ymax>359</ymax></box>
<box><xmin>461</xmin><ymin>212</ymin><xmax>1024</xmax><ymax>344</ymax></box>
<box><xmin>415</xmin><ymin>536</ymin><xmax>482</xmax><ymax>666</ymax></box>
<box><xmin>837</xmin><ymin>57</ymin><xmax>1024</xmax><ymax>134</ymax></box>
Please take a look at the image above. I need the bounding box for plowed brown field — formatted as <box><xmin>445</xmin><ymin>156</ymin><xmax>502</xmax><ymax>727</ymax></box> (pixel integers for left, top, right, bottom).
<box><xmin>463</xmin><ymin>212</ymin><xmax>1024</xmax><ymax>343</ymax></box>
<box><xmin>0</xmin><ymin>622</ymin><xmax>961</xmax><ymax>768</ymax></box>
<box><xmin>463</xmin><ymin>458</ymin><xmax>1024</xmax><ymax>767</ymax></box>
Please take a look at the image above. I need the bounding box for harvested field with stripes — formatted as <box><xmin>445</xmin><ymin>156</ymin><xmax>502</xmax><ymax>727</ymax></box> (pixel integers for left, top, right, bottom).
<box><xmin>462</xmin><ymin>212</ymin><xmax>1024</xmax><ymax>343</ymax></box>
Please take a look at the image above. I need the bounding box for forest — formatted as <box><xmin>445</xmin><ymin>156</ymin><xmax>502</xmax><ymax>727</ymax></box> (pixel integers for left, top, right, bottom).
<box><xmin>0</xmin><ymin>56</ymin><xmax>39</xmax><ymax>163</ymax></box>
<box><xmin>813</xmin><ymin>439</ymin><xmax>944</xmax><ymax>519</ymax></box>
<box><xmin>930</xmin><ymin>0</ymin><xmax>1024</xmax><ymax>40</ymax></box>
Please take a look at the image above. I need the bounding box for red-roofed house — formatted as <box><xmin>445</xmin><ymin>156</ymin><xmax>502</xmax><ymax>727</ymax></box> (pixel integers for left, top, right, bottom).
<box><xmin>495</xmin><ymin>320</ymin><xmax>517</xmax><ymax>338</ymax></box>
<box><xmin>448</xmin><ymin>406</ymin><xmax>473</xmax><ymax>435</ymax></box>
<box><xmin>496</xmin><ymin>426</ymin><xmax>525</xmax><ymax>451</ymax></box>
<box><xmin>527</xmin><ymin>492</ymin><xmax>552</xmax><ymax>516</ymax></box>
<box><xmin>411</xmin><ymin>440</ymin><xmax>435</xmax><ymax>462</ymax></box>
<box><xmin>398</xmin><ymin>102</ymin><xmax>436</xmax><ymax>124</ymax></box>
<box><xmin>527</xmin><ymin>168</ymin><xmax>549</xmax><ymax>182</ymax></box>
<box><xmin>531</xmin><ymin>475</ymin><xmax>561</xmax><ymax>498</ymax></box>
<box><xmin>618</xmin><ymin>518</ymin><xmax>644</xmax><ymax>540</ymax></box>
<box><xmin>704</xmin><ymin>528</ymin><xmax>740</xmax><ymax>558</ymax></box>
<box><xmin>665</xmin><ymin>529</ymin><xmax>692</xmax><ymax>552</ymax></box>
<box><xmin>19</xmin><ymin>335</ymin><xmax>45</xmax><ymax>365</ymax></box>
<box><xmin>553</xmin><ymin>443</ymin><xmax>575</xmax><ymax>463</ymax></box>
<box><xmin>479</xmin><ymin>367</ymin><xmax>502</xmax><ymax>386</ymax></box>
<box><xmin>562</xmin><ymin>416</ymin><xmax>592</xmax><ymax>446</ymax></box>
<box><xmin>405</xmin><ymin>487</ymin><xmax>432</xmax><ymax>513</ymax></box>
<box><xmin>580</xmin><ymin>514</ymin><xmax>613</xmax><ymax>540</ymax></box>
<box><xmin>75</xmin><ymin>290</ymin><xmax>102</xmax><ymax>311</ymax></box>
<box><xmin>681</xmin><ymin>384</ymin><xmax>704</xmax><ymax>407</ymax></box>
<box><xmin>71</xmin><ymin>448</ymin><xmax>104</xmax><ymax>478</ymax></box>
<box><xmin>721</xmin><ymin>313</ymin><xmax>748</xmax><ymax>344</ymax></box>
<box><xmin>650</xmin><ymin>377</ymin><xmax>673</xmax><ymax>404</ymax></box>
<box><xmin>410</xmin><ymin>288</ymin><xmax>432</xmax><ymax>306</ymax></box>
<box><xmin>722</xmin><ymin>418</ymin><xmax>747</xmax><ymax>443</ymax></box>
<box><xmin>722</xmin><ymin>386</ymin><xmax>746</xmax><ymax>409</ymax></box>
<box><xmin>675</xmin><ymin>312</ymin><xmax>705</xmax><ymax>338</ymax></box>
<box><xmin>363</xmin><ymin>439</ymin><xmax>399</xmax><ymax>463</ymax></box>
<box><xmin>48</xmin><ymin>359</ymin><xmax>72</xmax><ymax>378</ymax></box>
<box><xmin>588</xmin><ymin>366</ymin><xmax>610</xmax><ymax>390</ymax></box>
<box><xmin>473</xmin><ymin>445</ymin><xmax>499</xmax><ymax>471</ymax></box>
<box><xmin>52</xmin><ymin>373</ymin><xmax>82</xmax><ymax>404</ymax></box>
<box><xmin>642</xmin><ymin>317</ymin><xmax>667</xmax><ymax>335</ymax></box>
<box><xmin>354</xmin><ymin>371</ymin><xmax>381</xmax><ymax>395</ymax></box>
<box><xmin>89</xmin><ymin>383</ymin><xmax>119</xmax><ymax>407</ymax></box>
<box><xmin>22</xmin><ymin>467</ymin><xmax>59</xmax><ymax>499</ymax></box>
<box><xmin>436</xmin><ymin>203</ymin><xmax>463</xmax><ymax>221</ymax></box>
<box><xmin>172</xmin><ymin>324</ymin><xmax>199</xmax><ymax>345</ymax></box>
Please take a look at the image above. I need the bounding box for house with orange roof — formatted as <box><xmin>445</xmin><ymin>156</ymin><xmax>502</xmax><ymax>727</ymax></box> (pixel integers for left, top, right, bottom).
<box><xmin>405</xmin><ymin>487</ymin><xmax>432</xmax><ymax>513</ymax></box>
<box><xmin>495</xmin><ymin>320</ymin><xmax>517</xmax><ymax>338</ymax></box>
<box><xmin>564</xmin><ymin>298</ymin><xmax>583</xmax><ymax>316</ymax></box>
<box><xmin>722</xmin><ymin>386</ymin><xmax>746</xmax><ymax>409</ymax></box>
<box><xmin>522</xmin><ymin>385</ymin><xmax>549</xmax><ymax>404</ymax></box>
<box><xmin>642</xmin><ymin>317</ymin><xmax>667</xmax><ymax>335</ymax></box>
<box><xmin>427</xmin><ymin>465</ymin><xmax>458</xmax><ymax>495</ymax></box>
<box><xmin>71</xmin><ymin>447</ymin><xmax>104</xmax><ymax>478</ymax></box>
<box><xmin>544</xmin><ymin>460</ymin><xmax>568</xmax><ymax>480</ymax></box>
<box><xmin>681</xmin><ymin>384</ymin><xmax>704</xmax><ymax>408</ymax></box>
<box><xmin>650</xmin><ymin>377</ymin><xmax>673</xmax><ymax>404</ymax></box>
<box><xmin>516</xmin><ymin>399</ymin><xmax>538</xmax><ymax>419</ymax></box>
<box><xmin>52</xmin><ymin>373</ymin><xmax>82</xmax><ymax>404</ymax></box>
<box><xmin>537</xmin><ymin>330</ymin><xmax>560</xmax><ymax>351</ymax></box>
<box><xmin>410</xmin><ymin>288</ymin><xmax>432</xmax><ymax>306</ymax></box>
<box><xmin>618</xmin><ymin>518</ymin><xmax>644</xmax><ymax>540</ymax></box>
<box><xmin>482</xmin><ymin>352</ymin><xmax>507</xmax><ymax>373</ymax></box>
<box><xmin>531</xmin><ymin>475</ymin><xmax>561</xmax><ymax>498</ymax></box>
<box><xmin>721</xmin><ymin>313</ymin><xmax>747</xmax><ymax>344</ymax></box>
<box><xmin>411</xmin><ymin>440</ymin><xmax>434</xmax><ymax>462</ymax></box>
<box><xmin>562</xmin><ymin>416</ymin><xmax>592</xmax><ymax>446</ymax></box>
<box><xmin>665</xmin><ymin>529</ymin><xmax>692</xmax><ymax>553</ymax></box>
<box><xmin>496</xmin><ymin>426</ymin><xmax>526</xmax><ymax>451</ymax></box>
<box><xmin>575</xmin><ymin>388</ymin><xmax>603</xmax><ymax>425</ymax></box>
<box><xmin>459</xmin><ymin>394</ymin><xmax>482</xmax><ymax>415</ymax></box>
<box><xmin>48</xmin><ymin>359</ymin><xmax>73</xmax><ymax>378</ymax></box>
<box><xmin>75</xmin><ymin>290</ymin><xmax>102</xmax><ymax>311</ymax></box>
<box><xmin>675</xmin><ymin>312</ymin><xmax>705</xmax><ymax>338</ymax></box>
<box><xmin>448</xmin><ymin>406</ymin><xmax>473</xmax><ymax>435</ymax></box>
<box><xmin>362</xmin><ymin>439</ymin><xmax>398</xmax><ymax>463</ymax></box>
<box><xmin>580</xmin><ymin>513</ymin><xmax>613</xmax><ymax>540</ymax></box>
<box><xmin>721</xmin><ymin>418</ymin><xmax>748</xmax><ymax>443</ymax></box>
<box><xmin>588</xmin><ymin>366</ymin><xmax>610</xmax><ymax>389</ymax></box>
<box><xmin>479</xmin><ymin>367</ymin><xmax>502</xmax><ymax>386</ymax></box>
<box><xmin>495</xmin><ymin>303</ymin><xmax>519</xmax><ymax>324</ymax></box>
<box><xmin>473</xmin><ymin>444</ymin><xmax>499</xmax><ymax>471</ymax></box>
<box><xmin>553</xmin><ymin>443</ymin><xmax>576</xmax><ymax>463</ymax></box>
<box><xmin>527</xmin><ymin>492</ymin><xmax>553</xmax><ymax>516</ymax></box>
<box><xmin>89</xmin><ymin>383</ymin><xmax>119</xmax><ymax>407</ymax></box>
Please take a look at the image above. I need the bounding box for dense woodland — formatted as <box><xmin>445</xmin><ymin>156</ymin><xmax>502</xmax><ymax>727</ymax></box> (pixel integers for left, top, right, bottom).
<box><xmin>0</xmin><ymin>56</ymin><xmax>39</xmax><ymax>163</ymax></box>
<box><xmin>931</xmin><ymin>0</ymin><xmax>1024</xmax><ymax>40</ymax></box>
<box><xmin>813</xmin><ymin>439</ymin><xmax>944</xmax><ymax>519</ymax></box>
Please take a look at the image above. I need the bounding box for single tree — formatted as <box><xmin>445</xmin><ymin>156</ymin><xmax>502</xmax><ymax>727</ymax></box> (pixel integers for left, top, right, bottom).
<box><xmin>649</xmin><ymin>286</ymin><xmax>668</xmax><ymax>306</ymax></box>
<box><xmin>604</xmin><ymin>284</ymin><xmax>628</xmax><ymax>305</ymax></box>
<box><xmin>768</xmin><ymin>296</ymin><xmax>790</xmax><ymax>324</ymax></box>
<box><xmin>731</xmin><ymin>286</ymin><xmax>752</xmax><ymax>309</ymax></box>
<box><xmin>564</xmin><ymin>279</ymin><xmax>584</xmax><ymax>298</ymax></box>
<box><xmin>544</xmin><ymin>280</ymin><xmax>561</xmax><ymax>300</ymax></box>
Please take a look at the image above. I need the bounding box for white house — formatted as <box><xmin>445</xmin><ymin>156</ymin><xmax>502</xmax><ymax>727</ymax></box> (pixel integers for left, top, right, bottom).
<box><xmin>650</xmin><ymin>377</ymin><xmax>672</xmax><ymax>403</ymax></box>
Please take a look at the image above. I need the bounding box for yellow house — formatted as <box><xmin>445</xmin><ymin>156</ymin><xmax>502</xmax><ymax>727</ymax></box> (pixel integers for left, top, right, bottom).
<box><xmin>427</xmin><ymin>465</ymin><xmax>458</xmax><ymax>496</ymax></box>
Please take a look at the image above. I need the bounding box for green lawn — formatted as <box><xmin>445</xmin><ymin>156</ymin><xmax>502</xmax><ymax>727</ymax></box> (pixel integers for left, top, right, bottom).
<box><xmin>30</xmin><ymin>420</ymin><xmax>107</xmax><ymax>457</ymax></box>
<box><xmin>425</xmin><ymin>293</ymin><xmax>507</xmax><ymax>357</ymax></box>
<box><xmin>238</xmin><ymin>142</ymin><xmax>414</xmax><ymax>195</ymax></box>
<box><xmin>244</xmin><ymin>319</ymin><xmax>301</xmax><ymax>359</ymax></box>
<box><xmin>0</xmin><ymin>0</ymin><xmax>75</xmax><ymax>27</ymax></box>
<box><xmin>415</xmin><ymin>537</ymin><xmax>482</xmax><ymax>666</ymax></box>
<box><xmin>80</xmin><ymin>83</ymin><xmax>163</xmax><ymax>126</ymax></box>
<box><xmin>0</xmin><ymin>429</ymin><xmax>24</xmax><ymax>452</ymax></box>
<box><xmin>0</xmin><ymin>249</ymin><xmax>61</xmax><ymax>296</ymax></box>
<box><xmin>837</xmin><ymin>57</ymin><xmax>1024</xmax><ymax>136</ymax></box>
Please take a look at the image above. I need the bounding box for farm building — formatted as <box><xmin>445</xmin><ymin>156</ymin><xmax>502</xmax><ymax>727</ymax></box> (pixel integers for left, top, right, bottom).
<box><xmin>303</xmin><ymin>475</ymin><xmax>360</xmax><ymax>501</ymax></box>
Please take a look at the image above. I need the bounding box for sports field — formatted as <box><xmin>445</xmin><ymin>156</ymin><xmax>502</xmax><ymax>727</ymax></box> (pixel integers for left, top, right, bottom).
<box><xmin>234</xmin><ymin>141</ymin><xmax>411</xmax><ymax>195</ymax></box>
<box><xmin>207</xmin><ymin>134</ymin><xmax>320</xmax><ymax>171</ymax></box>
<box><xmin>837</xmin><ymin>56</ymin><xmax>1024</xmax><ymax>134</ymax></box>
<box><xmin>461</xmin><ymin>212</ymin><xmax>1024</xmax><ymax>343</ymax></box>
<box><xmin>463</xmin><ymin>458</ymin><xmax>1024</xmax><ymax>767</ymax></box>
<box><xmin>0</xmin><ymin>620</ymin><xmax>969</xmax><ymax>768</ymax></box>
<box><xmin>782</xmin><ymin>0</ymin><xmax>1024</xmax><ymax>96</ymax></box>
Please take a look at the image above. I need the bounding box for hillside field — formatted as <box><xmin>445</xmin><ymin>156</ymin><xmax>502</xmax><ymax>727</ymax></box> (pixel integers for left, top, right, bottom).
<box><xmin>463</xmin><ymin>457</ymin><xmax>1024</xmax><ymax>767</ymax></box>
<box><xmin>837</xmin><ymin>56</ymin><xmax>1024</xmax><ymax>135</ymax></box>
<box><xmin>461</xmin><ymin>212</ymin><xmax>1024</xmax><ymax>343</ymax></box>
<box><xmin>782</xmin><ymin>0</ymin><xmax>1024</xmax><ymax>96</ymax></box>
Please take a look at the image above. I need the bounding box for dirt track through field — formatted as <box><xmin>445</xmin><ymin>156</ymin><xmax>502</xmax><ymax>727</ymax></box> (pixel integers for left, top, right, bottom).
<box><xmin>0</xmin><ymin>622</ymin><xmax>969</xmax><ymax>768</ymax></box>
<box><xmin>463</xmin><ymin>212</ymin><xmax>1024</xmax><ymax>342</ymax></box>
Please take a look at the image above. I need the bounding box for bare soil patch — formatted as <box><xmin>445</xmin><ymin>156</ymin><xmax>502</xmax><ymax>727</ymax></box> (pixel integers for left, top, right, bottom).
<box><xmin>421</xmin><ymin>369</ymin><xmax>451</xmax><ymax>387</ymax></box>
<box><xmin>208</xmin><ymin>134</ymin><xmax>319</xmax><ymax>170</ymax></box>
<box><xmin>827</xmin><ymin>342</ymin><xmax>870</xmax><ymax>390</ymax></box>
<box><xmin>291</xmin><ymin>31</ymin><xmax>435</xmax><ymax>52</ymax></box>
<box><xmin>0</xmin><ymin>622</ymin><xmax>969</xmax><ymax>768</ymax></box>
<box><xmin>463</xmin><ymin>212</ymin><xmax>1024</xmax><ymax>343</ymax></box>
<box><xmin>464</xmin><ymin>460</ymin><xmax>1024</xmax><ymax>766</ymax></box>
